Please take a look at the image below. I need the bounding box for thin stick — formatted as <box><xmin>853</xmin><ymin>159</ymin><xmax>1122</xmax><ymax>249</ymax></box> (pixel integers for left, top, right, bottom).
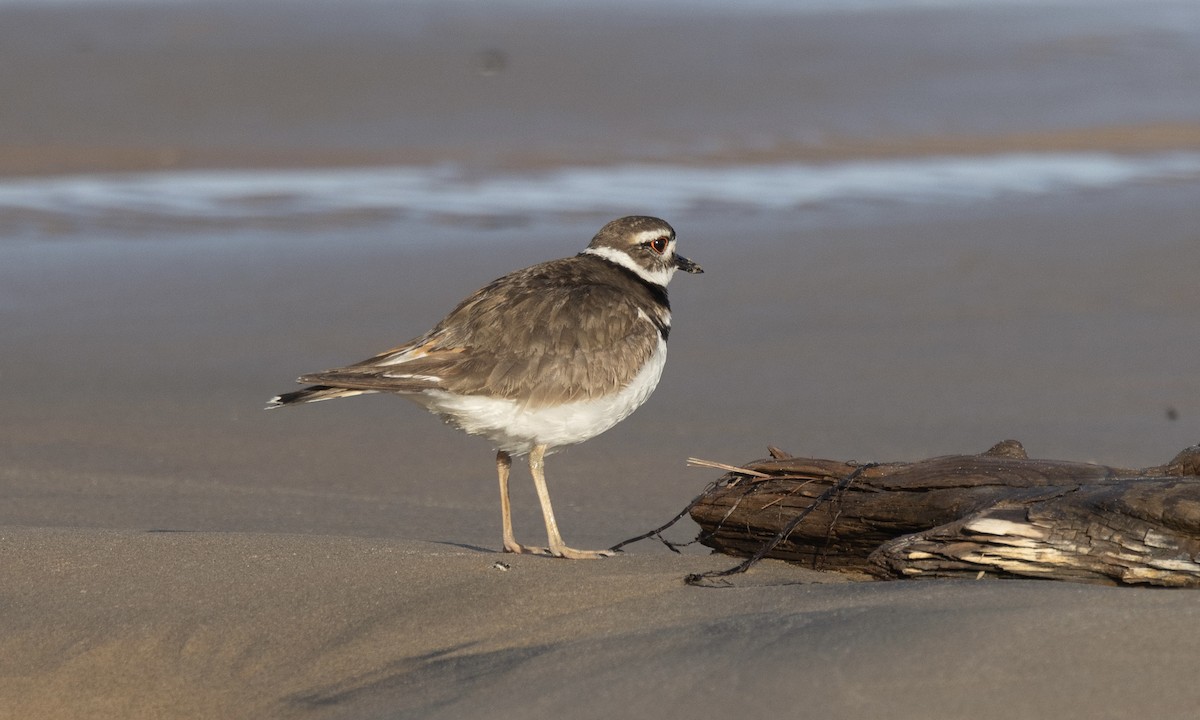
<box><xmin>610</xmin><ymin>459</ymin><xmax>762</xmax><ymax>553</ymax></box>
<box><xmin>686</xmin><ymin>457</ymin><xmax>771</xmax><ymax>478</ymax></box>
<box><xmin>608</xmin><ymin>479</ymin><xmax>724</xmax><ymax>553</ymax></box>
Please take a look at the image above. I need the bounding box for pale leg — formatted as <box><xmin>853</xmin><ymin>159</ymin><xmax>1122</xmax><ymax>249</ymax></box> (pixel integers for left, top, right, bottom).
<box><xmin>497</xmin><ymin>450</ymin><xmax>549</xmax><ymax>555</ymax></box>
<box><xmin>528</xmin><ymin>444</ymin><xmax>614</xmax><ymax>559</ymax></box>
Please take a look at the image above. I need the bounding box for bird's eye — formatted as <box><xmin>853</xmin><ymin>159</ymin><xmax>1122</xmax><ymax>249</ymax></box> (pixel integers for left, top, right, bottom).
<box><xmin>647</xmin><ymin>236</ymin><xmax>669</xmax><ymax>255</ymax></box>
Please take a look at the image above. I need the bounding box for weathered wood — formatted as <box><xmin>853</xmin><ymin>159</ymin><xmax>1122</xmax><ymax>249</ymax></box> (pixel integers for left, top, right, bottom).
<box><xmin>688</xmin><ymin>441</ymin><xmax>1200</xmax><ymax>587</ymax></box>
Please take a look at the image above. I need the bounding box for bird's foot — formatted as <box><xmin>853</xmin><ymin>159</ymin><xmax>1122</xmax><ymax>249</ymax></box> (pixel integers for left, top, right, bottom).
<box><xmin>502</xmin><ymin>541</ymin><xmax>552</xmax><ymax>556</ymax></box>
<box><xmin>548</xmin><ymin>546</ymin><xmax>616</xmax><ymax>560</ymax></box>
<box><xmin>502</xmin><ymin>540</ymin><xmax>615</xmax><ymax>559</ymax></box>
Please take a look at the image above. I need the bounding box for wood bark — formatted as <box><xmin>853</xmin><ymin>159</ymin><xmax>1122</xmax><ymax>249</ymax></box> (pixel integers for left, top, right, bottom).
<box><xmin>688</xmin><ymin>440</ymin><xmax>1200</xmax><ymax>587</ymax></box>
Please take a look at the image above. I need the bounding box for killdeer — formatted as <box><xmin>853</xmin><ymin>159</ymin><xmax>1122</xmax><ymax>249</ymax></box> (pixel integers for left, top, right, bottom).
<box><xmin>268</xmin><ymin>216</ymin><xmax>703</xmax><ymax>559</ymax></box>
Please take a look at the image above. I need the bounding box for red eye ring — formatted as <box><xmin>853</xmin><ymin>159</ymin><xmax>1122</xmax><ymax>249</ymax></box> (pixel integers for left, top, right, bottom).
<box><xmin>647</xmin><ymin>236</ymin><xmax>669</xmax><ymax>255</ymax></box>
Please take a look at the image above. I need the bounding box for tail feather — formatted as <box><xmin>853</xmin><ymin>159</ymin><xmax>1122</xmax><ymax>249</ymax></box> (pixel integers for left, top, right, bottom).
<box><xmin>265</xmin><ymin>385</ymin><xmax>373</xmax><ymax>409</ymax></box>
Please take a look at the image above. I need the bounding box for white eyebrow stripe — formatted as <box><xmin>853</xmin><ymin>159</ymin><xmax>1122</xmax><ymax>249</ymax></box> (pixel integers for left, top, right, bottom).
<box><xmin>631</xmin><ymin>229</ymin><xmax>673</xmax><ymax>245</ymax></box>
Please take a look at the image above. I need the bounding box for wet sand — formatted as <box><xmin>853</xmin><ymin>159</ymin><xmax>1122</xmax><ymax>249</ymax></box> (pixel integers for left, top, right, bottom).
<box><xmin>3</xmin><ymin>1</ymin><xmax>1200</xmax><ymax>718</ymax></box>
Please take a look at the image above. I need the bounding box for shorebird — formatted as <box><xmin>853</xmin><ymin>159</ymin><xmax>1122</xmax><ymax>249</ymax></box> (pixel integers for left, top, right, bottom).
<box><xmin>268</xmin><ymin>216</ymin><xmax>702</xmax><ymax>558</ymax></box>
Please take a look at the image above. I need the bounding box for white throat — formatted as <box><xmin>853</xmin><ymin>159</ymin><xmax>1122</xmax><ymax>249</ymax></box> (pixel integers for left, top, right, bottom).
<box><xmin>583</xmin><ymin>246</ymin><xmax>675</xmax><ymax>287</ymax></box>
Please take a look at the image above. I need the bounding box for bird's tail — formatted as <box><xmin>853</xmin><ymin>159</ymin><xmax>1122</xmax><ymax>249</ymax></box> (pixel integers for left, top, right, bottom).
<box><xmin>265</xmin><ymin>385</ymin><xmax>374</xmax><ymax>409</ymax></box>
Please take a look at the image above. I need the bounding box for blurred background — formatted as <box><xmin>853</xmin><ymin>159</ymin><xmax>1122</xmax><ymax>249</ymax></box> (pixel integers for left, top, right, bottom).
<box><xmin>2</xmin><ymin>0</ymin><xmax>1198</xmax><ymax>549</ymax></box>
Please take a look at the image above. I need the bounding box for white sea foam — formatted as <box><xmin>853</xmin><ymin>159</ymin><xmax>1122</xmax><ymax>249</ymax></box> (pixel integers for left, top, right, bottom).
<box><xmin>1</xmin><ymin>153</ymin><xmax>1199</xmax><ymax>225</ymax></box>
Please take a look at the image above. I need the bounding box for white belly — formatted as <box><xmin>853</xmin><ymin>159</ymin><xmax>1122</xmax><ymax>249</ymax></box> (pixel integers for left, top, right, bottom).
<box><xmin>414</xmin><ymin>338</ymin><xmax>668</xmax><ymax>455</ymax></box>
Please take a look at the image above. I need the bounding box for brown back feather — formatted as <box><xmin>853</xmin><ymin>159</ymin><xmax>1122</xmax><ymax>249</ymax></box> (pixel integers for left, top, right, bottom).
<box><xmin>298</xmin><ymin>255</ymin><xmax>668</xmax><ymax>406</ymax></box>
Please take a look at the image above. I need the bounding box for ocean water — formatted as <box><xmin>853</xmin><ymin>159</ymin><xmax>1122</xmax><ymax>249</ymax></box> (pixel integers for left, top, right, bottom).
<box><xmin>3</xmin><ymin>152</ymin><xmax>1200</xmax><ymax>232</ymax></box>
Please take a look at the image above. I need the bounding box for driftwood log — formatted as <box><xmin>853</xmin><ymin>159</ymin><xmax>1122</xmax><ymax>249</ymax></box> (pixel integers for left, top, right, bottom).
<box><xmin>688</xmin><ymin>441</ymin><xmax>1200</xmax><ymax>587</ymax></box>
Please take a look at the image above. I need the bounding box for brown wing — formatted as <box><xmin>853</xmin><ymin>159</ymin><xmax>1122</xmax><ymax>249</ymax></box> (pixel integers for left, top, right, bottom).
<box><xmin>299</xmin><ymin>256</ymin><xmax>664</xmax><ymax>406</ymax></box>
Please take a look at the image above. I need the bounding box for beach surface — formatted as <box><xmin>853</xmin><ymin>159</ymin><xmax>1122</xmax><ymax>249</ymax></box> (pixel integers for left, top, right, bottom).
<box><xmin>3</xmin><ymin>1</ymin><xmax>1200</xmax><ymax>717</ymax></box>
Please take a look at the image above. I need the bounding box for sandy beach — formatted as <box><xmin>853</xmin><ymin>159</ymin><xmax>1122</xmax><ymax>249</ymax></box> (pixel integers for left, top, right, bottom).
<box><xmin>3</xmin><ymin>1</ymin><xmax>1200</xmax><ymax>718</ymax></box>
<box><xmin>6</xmin><ymin>527</ymin><xmax>1200</xmax><ymax>720</ymax></box>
